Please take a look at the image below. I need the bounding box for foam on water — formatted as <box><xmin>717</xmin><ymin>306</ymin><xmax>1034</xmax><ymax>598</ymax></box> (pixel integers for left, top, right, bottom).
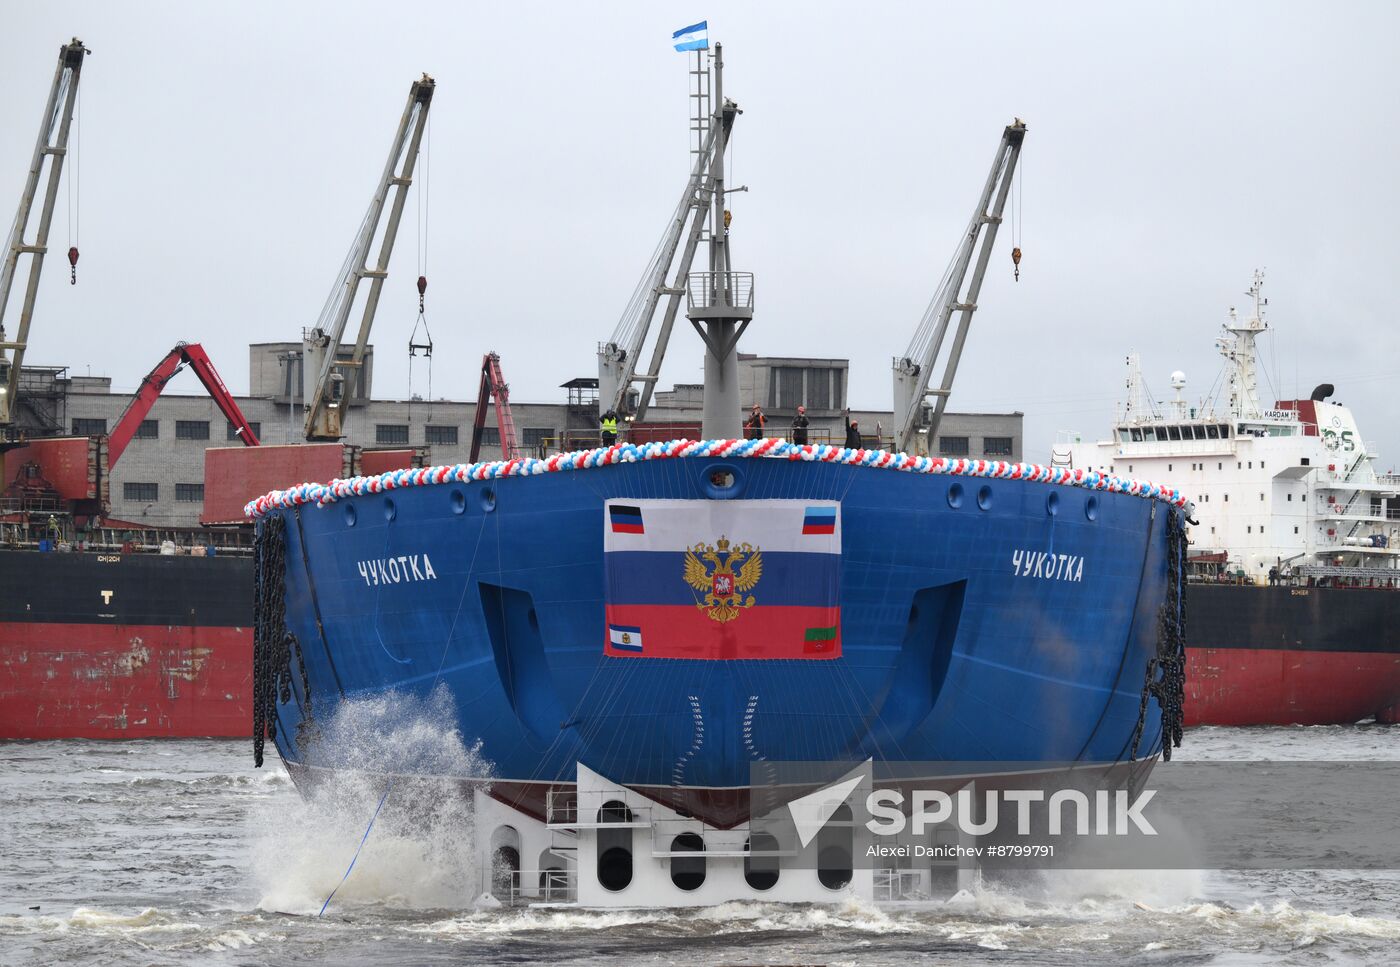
<box><xmin>251</xmin><ymin>686</ymin><xmax>493</xmax><ymax>915</ymax></box>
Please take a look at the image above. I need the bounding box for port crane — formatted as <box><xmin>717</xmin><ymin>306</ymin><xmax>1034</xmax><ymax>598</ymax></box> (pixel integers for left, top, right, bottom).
<box><xmin>302</xmin><ymin>75</ymin><xmax>435</xmax><ymax>440</ymax></box>
<box><xmin>0</xmin><ymin>39</ymin><xmax>90</xmax><ymax>437</ymax></box>
<box><xmin>892</xmin><ymin>120</ymin><xmax>1025</xmax><ymax>454</ymax></box>
<box><xmin>468</xmin><ymin>353</ymin><xmax>522</xmax><ymax>462</ymax></box>
<box><xmin>106</xmin><ymin>342</ymin><xmax>260</xmax><ymax>467</ymax></box>
<box><xmin>596</xmin><ymin>49</ymin><xmax>742</xmax><ymax>425</ymax></box>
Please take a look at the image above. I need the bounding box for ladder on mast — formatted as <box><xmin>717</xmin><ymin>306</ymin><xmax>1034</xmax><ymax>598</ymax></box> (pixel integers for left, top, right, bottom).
<box><xmin>303</xmin><ymin>74</ymin><xmax>435</xmax><ymax>440</ymax></box>
<box><xmin>0</xmin><ymin>38</ymin><xmax>90</xmax><ymax>432</ymax></box>
<box><xmin>892</xmin><ymin>120</ymin><xmax>1025</xmax><ymax>455</ymax></box>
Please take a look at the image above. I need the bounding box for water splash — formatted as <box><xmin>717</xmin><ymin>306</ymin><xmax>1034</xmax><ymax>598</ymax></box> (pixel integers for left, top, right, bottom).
<box><xmin>251</xmin><ymin>686</ymin><xmax>493</xmax><ymax>914</ymax></box>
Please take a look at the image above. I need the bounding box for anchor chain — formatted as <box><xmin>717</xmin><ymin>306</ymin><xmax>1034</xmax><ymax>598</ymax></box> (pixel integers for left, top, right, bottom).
<box><xmin>1131</xmin><ymin>506</ymin><xmax>1188</xmax><ymax>761</ymax></box>
<box><xmin>253</xmin><ymin>516</ymin><xmax>311</xmax><ymax>766</ymax></box>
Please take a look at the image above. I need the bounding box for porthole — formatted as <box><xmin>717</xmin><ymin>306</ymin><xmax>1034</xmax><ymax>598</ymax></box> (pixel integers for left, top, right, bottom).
<box><xmin>450</xmin><ymin>490</ymin><xmax>467</xmax><ymax>515</ymax></box>
<box><xmin>1046</xmin><ymin>491</ymin><xmax>1060</xmax><ymax>517</ymax></box>
<box><xmin>947</xmin><ymin>483</ymin><xmax>964</xmax><ymax>509</ymax></box>
<box><xmin>343</xmin><ymin>504</ymin><xmax>357</xmax><ymax>526</ymax></box>
<box><xmin>976</xmin><ymin>485</ymin><xmax>993</xmax><ymax>511</ymax></box>
<box><xmin>1085</xmin><ymin>496</ymin><xmax>1100</xmax><ymax>521</ymax></box>
<box><xmin>480</xmin><ymin>487</ymin><xmax>496</xmax><ymax>512</ymax></box>
<box><xmin>669</xmin><ymin>833</ymin><xmax>706</xmax><ymax>891</ymax></box>
<box><xmin>384</xmin><ymin>498</ymin><xmax>396</xmax><ymax>522</ymax></box>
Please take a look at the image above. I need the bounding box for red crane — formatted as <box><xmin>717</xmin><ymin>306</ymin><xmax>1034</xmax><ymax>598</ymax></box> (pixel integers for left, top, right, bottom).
<box><xmin>107</xmin><ymin>342</ymin><xmax>260</xmax><ymax>467</ymax></box>
<box><xmin>469</xmin><ymin>352</ymin><xmax>521</xmax><ymax>463</ymax></box>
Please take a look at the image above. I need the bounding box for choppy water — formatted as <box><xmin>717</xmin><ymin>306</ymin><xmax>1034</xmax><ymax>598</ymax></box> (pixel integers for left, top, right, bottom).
<box><xmin>3</xmin><ymin>726</ymin><xmax>1399</xmax><ymax>966</ymax></box>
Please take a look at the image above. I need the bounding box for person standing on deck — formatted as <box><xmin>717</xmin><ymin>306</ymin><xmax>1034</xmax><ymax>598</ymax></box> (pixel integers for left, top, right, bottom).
<box><xmin>744</xmin><ymin>404</ymin><xmax>767</xmax><ymax>440</ymax></box>
<box><xmin>600</xmin><ymin>409</ymin><xmax>619</xmax><ymax>446</ymax></box>
<box><xmin>790</xmin><ymin>405</ymin><xmax>810</xmax><ymax>445</ymax></box>
<box><xmin>845</xmin><ymin>419</ymin><xmax>862</xmax><ymax>448</ymax></box>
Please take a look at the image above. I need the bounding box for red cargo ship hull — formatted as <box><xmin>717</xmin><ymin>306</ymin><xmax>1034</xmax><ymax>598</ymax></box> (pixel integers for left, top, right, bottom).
<box><xmin>0</xmin><ymin>550</ymin><xmax>252</xmax><ymax>739</ymax></box>
<box><xmin>4</xmin><ymin>556</ymin><xmax>1396</xmax><ymax>737</ymax></box>
<box><xmin>1185</xmin><ymin>584</ymin><xmax>1400</xmax><ymax>726</ymax></box>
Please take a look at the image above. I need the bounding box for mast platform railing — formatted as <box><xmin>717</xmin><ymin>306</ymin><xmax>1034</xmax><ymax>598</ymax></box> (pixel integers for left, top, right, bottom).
<box><xmin>686</xmin><ymin>272</ymin><xmax>754</xmax><ymax>314</ymax></box>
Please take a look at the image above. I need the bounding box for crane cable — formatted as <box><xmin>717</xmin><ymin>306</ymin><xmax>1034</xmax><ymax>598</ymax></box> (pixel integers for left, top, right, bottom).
<box><xmin>67</xmin><ymin>84</ymin><xmax>81</xmax><ymax>284</ymax></box>
<box><xmin>1011</xmin><ymin>149</ymin><xmax>1023</xmax><ymax>281</ymax></box>
<box><xmin>408</xmin><ymin>115</ymin><xmax>433</xmax><ymax>424</ymax></box>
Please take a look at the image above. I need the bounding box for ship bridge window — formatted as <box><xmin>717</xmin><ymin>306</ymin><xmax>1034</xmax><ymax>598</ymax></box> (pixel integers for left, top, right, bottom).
<box><xmin>1206</xmin><ymin>426</ymin><xmax>1220</xmax><ymax>439</ymax></box>
<box><xmin>1118</xmin><ymin>429</ymin><xmax>1131</xmax><ymax>443</ymax></box>
<box><xmin>1130</xmin><ymin>428</ymin><xmax>1144</xmax><ymax>442</ymax></box>
<box><xmin>1168</xmin><ymin>426</ymin><xmax>1182</xmax><ymax>441</ymax></box>
<box><xmin>1193</xmin><ymin>426</ymin><xmax>1207</xmax><ymax>440</ymax></box>
<box><xmin>1154</xmin><ymin>427</ymin><xmax>1169</xmax><ymax>441</ymax></box>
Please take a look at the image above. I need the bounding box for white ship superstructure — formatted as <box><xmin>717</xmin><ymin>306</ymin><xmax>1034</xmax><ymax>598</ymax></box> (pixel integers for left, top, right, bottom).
<box><xmin>1059</xmin><ymin>272</ymin><xmax>1399</xmax><ymax>584</ymax></box>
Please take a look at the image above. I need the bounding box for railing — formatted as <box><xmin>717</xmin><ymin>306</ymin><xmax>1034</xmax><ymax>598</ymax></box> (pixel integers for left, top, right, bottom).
<box><xmin>686</xmin><ymin>271</ymin><xmax>754</xmax><ymax>313</ymax></box>
<box><xmin>546</xmin><ymin>789</ymin><xmax>653</xmax><ymax>828</ymax></box>
<box><xmin>1316</xmin><ymin>500</ymin><xmax>1400</xmax><ymax>520</ymax></box>
<box><xmin>509</xmin><ymin>868</ymin><xmax>575</xmax><ymax>905</ymax></box>
<box><xmin>874</xmin><ymin>869</ymin><xmax>924</xmax><ymax>902</ymax></box>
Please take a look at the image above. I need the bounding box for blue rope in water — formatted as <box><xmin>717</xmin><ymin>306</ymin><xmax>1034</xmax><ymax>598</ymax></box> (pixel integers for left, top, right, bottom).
<box><xmin>317</xmin><ymin>780</ymin><xmax>394</xmax><ymax>918</ymax></box>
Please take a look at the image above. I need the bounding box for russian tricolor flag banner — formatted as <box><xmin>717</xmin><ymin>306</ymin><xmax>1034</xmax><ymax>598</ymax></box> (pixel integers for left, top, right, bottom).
<box><xmin>603</xmin><ymin>499</ymin><xmax>841</xmax><ymax>660</ymax></box>
<box><xmin>672</xmin><ymin>21</ymin><xmax>709</xmax><ymax>52</ymax></box>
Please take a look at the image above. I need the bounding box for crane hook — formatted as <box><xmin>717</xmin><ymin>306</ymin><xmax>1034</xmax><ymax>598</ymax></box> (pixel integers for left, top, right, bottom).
<box><xmin>417</xmin><ymin>275</ymin><xmax>427</xmax><ymax>313</ymax></box>
<box><xmin>68</xmin><ymin>246</ymin><xmax>79</xmax><ymax>285</ymax></box>
<box><xmin>1011</xmin><ymin>246</ymin><xmax>1022</xmax><ymax>282</ymax></box>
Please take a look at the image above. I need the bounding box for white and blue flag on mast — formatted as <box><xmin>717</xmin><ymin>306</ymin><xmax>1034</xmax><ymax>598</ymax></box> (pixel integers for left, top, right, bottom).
<box><xmin>672</xmin><ymin>21</ymin><xmax>709</xmax><ymax>52</ymax></box>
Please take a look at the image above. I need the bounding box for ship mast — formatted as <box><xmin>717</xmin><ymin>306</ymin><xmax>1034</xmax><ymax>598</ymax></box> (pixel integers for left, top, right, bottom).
<box><xmin>597</xmin><ymin>46</ymin><xmax>744</xmax><ymax>427</ymax></box>
<box><xmin>1216</xmin><ymin>269</ymin><xmax>1269</xmax><ymax>421</ymax></box>
<box><xmin>688</xmin><ymin>43</ymin><xmax>754</xmax><ymax>439</ymax></box>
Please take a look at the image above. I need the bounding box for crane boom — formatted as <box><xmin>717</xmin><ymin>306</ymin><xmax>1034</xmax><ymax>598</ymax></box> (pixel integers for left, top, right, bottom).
<box><xmin>892</xmin><ymin>120</ymin><xmax>1025</xmax><ymax>455</ymax></box>
<box><xmin>303</xmin><ymin>74</ymin><xmax>435</xmax><ymax>440</ymax></box>
<box><xmin>0</xmin><ymin>38</ymin><xmax>90</xmax><ymax>430</ymax></box>
<box><xmin>107</xmin><ymin>342</ymin><xmax>260</xmax><ymax>467</ymax></box>
<box><xmin>469</xmin><ymin>353</ymin><xmax>521</xmax><ymax>463</ymax></box>
<box><xmin>597</xmin><ymin>84</ymin><xmax>736</xmax><ymax>422</ymax></box>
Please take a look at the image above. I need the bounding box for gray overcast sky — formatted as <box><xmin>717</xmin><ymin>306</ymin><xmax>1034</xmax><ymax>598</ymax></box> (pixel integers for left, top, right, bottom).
<box><xmin>4</xmin><ymin>1</ymin><xmax>1398</xmax><ymax>463</ymax></box>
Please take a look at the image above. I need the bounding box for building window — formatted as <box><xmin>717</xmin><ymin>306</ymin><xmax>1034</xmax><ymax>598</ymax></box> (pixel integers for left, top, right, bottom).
<box><xmin>72</xmin><ymin>418</ymin><xmax>106</xmax><ymax>436</ymax></box>
<box><xmin>123</xmin><ymin>482</ymin><xmax>158</xmax><ymax>502</ymax></box>
<box><xmin>134</xmin><ymin>419</ymin><xmax>159</xmax><ymax>440</ymax></box>
<box><xmin>939</xmin><ymin>436</ymin><xmax>970</xmax><ymax>456</ymax></box>
<box><xmin>175</xmin><ymin>483</ymin><xmax>205</xmax><ymax>502</ymax></box>
<box><xmin>983</xmin><ymin>437</ymin><xmax>1012</xmax><ymax>457</ymax></box>
<box><xmin>768</xmin><ymin>366</ymin><xmax>841</xmax><ymax>410</ymax></box>
<box><xmin>424</xmin><ymin>424</ymin><xmax>458</xmax><ymax>446</ymax></box>
<box><xmin>521</xmin><ymin>427</ymin><xmax>553</xmax><ymax>449</ymax></box>
<box><xmin>176</xmin><ymin>420</ymin><xmax>210</xmax><ymax>440</ymax></box>
<box><xmin>480</xmin><ymin>426</ymin><xmax>501</xmax><ymax>447</ymax></box>
<box><xmin>376</xmin><ymin>424</ymin><xmax>409</xmax><ymax>445</ymax></box>
<box><xmin>227</xmin><ymin>420</ymin><xmax>260</xmax><ymax>441</ymax></box>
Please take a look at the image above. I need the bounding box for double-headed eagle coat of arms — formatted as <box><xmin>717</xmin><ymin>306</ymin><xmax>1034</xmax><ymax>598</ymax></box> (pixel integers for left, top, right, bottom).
<box><xmin>683</xmin><ymin>536</ymin><xmax>763</xmax><ymax>623</ymax></box>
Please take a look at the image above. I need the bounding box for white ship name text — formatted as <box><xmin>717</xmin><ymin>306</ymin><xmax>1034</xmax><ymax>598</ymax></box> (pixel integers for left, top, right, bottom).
<box><xmin>1012</xmin><ymin>549</ymin><xmax>1084</xmax><ymax>582</ymax></box>
<box><xmin>356</xmin><ymin>553</ymin><xmax>438</xmax><ymax>586</ymax></box>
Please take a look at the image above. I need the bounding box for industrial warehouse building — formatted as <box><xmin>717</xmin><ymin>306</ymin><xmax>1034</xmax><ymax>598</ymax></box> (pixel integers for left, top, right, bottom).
<box><xmin>26</xmin><ymin>343</ymin><xmax>1022</xmax><ymax>527</ymax></box>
